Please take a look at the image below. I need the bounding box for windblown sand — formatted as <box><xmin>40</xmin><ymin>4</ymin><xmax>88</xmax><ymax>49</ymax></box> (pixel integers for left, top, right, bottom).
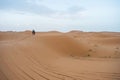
<box><xmin>0</xmin><ymin>31</ymin><xmax>120</xmax><ymax>80</ymax></box>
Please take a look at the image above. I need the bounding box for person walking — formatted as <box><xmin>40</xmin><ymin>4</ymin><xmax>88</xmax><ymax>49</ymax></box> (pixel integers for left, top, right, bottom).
<box><xmin>32</xmin><ymin>30</ymin><xmax>35</xmax><ymax>35</ymax></box>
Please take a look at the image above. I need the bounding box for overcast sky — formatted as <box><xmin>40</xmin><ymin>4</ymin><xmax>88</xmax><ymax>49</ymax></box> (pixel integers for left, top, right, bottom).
<box><xmin>0</xmin><ymin>0</ymin><xmax>120</xmax><ymax>32</ymax></box>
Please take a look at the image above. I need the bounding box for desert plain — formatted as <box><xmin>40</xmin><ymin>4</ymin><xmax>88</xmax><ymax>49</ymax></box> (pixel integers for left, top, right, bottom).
<box><xmin>0</xmin><ymin>31</ymin><xmax>120</xmax><ymax>80</ymax></box>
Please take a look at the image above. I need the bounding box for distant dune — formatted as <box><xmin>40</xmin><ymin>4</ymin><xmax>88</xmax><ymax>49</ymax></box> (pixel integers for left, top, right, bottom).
<box><xmin>0</xmin><ymin>31</ymin><xmax>120</xmax><ymax>80</ymax></box>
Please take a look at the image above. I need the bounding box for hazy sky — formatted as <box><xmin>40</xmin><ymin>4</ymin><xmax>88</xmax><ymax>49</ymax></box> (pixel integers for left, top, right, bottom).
<box><xmin>0</xmin><ymin>0</ymin><xmax>120</xmax><ymax>32</ymax></box>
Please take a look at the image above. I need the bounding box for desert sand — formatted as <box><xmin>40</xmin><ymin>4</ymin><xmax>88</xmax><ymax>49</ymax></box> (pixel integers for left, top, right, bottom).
<box><xmin>0</xmin><ymin>31</ymin><xmax>120</xmax><ymax>80</ymax></box>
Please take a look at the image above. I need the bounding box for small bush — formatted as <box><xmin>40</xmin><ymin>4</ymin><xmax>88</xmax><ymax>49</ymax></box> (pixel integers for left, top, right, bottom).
<box><xmin>87</xmin><ymin>54</ymin><xmax>90</xmax><ymax>57</ymax></box>
<box><xmin>88</xmin><ymin>49</ymin><xmax>92</xmax><ymax>52</ymax></box>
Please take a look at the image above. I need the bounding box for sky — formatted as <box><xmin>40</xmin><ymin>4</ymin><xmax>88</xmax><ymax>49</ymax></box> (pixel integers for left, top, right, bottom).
<box><xmin>0</xmin><ymin>0</ymin><xmax>120</xmax><ymax>32</ymax></box>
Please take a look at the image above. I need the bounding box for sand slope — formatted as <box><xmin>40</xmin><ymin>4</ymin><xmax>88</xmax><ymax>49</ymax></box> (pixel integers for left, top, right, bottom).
<box><xmin>0</xmin><ymin>31</ymin><xmax>120</xmax><ymax>80</ymax></box>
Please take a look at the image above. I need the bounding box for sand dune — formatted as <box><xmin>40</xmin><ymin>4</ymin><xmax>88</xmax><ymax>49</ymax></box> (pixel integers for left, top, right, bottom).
<box><xmin>0</xmin><ymin>31</ymin><xmax>120</xmax><ymax>80</ymax></box>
